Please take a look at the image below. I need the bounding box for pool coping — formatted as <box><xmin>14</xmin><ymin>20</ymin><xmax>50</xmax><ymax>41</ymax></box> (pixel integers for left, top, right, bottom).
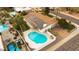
<box><xmin>23</xmin><ymin>29</ymin><xmax>56</xmax><ymax>51</ymax></box>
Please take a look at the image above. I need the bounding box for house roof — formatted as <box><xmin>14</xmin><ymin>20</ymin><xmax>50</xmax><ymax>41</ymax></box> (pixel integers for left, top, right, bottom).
<box><xmin>24</xmin><ymin>12</ymin><xmax>57</xmax><ymax>29</ymax></box>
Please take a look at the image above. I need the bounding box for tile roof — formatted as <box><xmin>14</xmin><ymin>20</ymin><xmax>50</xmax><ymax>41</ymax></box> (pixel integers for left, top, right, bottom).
<box><xmin>24</xmin><ymin>12</ymin><xmax>57</xmax><ymax>29</ymax></box>
<box><xmin>24</xmin><ymin>12</ymin><xmax>57</xmax><ymax>24</ymax></box>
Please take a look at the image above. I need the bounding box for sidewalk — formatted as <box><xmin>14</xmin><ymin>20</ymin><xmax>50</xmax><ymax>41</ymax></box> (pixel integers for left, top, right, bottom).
<box><xmin>60</xmin><ymin>12</ymin><xmax>79</xmax><ymax>20</ymax></box>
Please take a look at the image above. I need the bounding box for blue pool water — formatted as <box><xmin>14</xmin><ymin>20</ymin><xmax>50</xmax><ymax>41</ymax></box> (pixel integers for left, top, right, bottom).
<box><xmin>7</xmin><ymin>43</ymin><xmax>16</xmax><ymax>51</ymax></box>
<box><xmin>16</xmin><ymin>48</ymin><xmax>20</xmax><ymax>51</ymax></box>
<box><xmin>0</xmin><ymin>24</ymin><xmax>9</xmax><ymax>32</ymax></box>
<box><xmin>28</xmin><ymin>32</ymin><xmax>47</xmax><ymax>44</ymax></box>
<box><xmin>7</xmin><ymin>43</ymin><xmax>20</xmax><ymax>51</ymax></box>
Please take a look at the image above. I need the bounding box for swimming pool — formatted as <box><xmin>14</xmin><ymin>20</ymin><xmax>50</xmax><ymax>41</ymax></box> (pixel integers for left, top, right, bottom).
<box><xmin>0</xmin><ymin>24</ymin><xmax>9</xmax><ymax>32</ymax></box>
<box><xmin>7</xmin><ymin>43</ymin><xmax>20</xmax><ymax>51</ymax></box>
<box><xmin>28</xmin><ymin>32</ymin><xmax>47</xmax><ymax>44</ymax></box>
<box><xmin>7</xmin><ymin>43</ymin><xmax>16</xmax><ymax>51</ymax></box>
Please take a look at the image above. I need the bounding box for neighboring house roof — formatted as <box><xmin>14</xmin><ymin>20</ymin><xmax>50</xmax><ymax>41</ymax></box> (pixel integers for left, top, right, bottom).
<box><xmin>14</xmin><ymin>7</ymin><xmax>32</xmax><ymax>12</ymax></box>
<box><xmin>9</xmin><ymin>12</ymin><xmax>16</xmax><ymax>16</ymax></box>
<box><xmin>24</xmin><ymin>12</ymin><xmax>57</xmax><ymax>29</ymax></box>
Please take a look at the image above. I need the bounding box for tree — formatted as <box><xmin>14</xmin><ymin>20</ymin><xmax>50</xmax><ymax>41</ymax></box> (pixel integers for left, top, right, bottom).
<box><xmin>44</xmin><ymin>7</ymin><xmax>50</xmax><ymax>15</ymax></box>
<box><xmin>0</xmin><ymin>7</ymin><xmax>14</xmax><ymax>12</ymax></box>
<box><xmin>20</xmin><ymin>11</ymin><xmax>28</xmax><ymax>16</ymax></box>
<box><xmin>58</xmin><ymin>19</ymin><xmax>69</xmax><ymax>29</ymax></box>
<box><xmin>11</xmin><ymin>15</ymin><xmax>30</xmax><ymax>32</ymax></box>
<box><xmin>58</xmin><ymin>18</ymin><xmax>75</xmax><ymax>30</ymax></box>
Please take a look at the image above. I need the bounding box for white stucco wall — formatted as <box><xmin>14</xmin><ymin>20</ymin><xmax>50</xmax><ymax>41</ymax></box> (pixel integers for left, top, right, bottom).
<box><xmin>40</xmin><ymin>23</ymin><xmax>57</xmax><ymax>32</ymax></box>
<box><xmin>0</xmin><ymin>36</ymin><xmax>4</xmax><ymax>51</ymax></box>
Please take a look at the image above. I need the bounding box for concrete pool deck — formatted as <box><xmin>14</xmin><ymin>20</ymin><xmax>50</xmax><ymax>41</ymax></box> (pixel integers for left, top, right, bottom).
<box><xmin>23</xmin><ymin>29</ymin><xmax>56</xmax><ymax>51</ymax></box>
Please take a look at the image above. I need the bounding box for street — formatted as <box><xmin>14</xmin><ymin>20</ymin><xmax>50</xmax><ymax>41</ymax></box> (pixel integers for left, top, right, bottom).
<box><xmin>51</xmin><ymin>11</ymin><xmax>79</xmax><ymax>25</ymax></box>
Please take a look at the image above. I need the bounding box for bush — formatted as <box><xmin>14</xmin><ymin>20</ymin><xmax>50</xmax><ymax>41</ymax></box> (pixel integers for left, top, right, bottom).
<box><xmin>20</xmin><ymin>11</ymin><xmax>28</xmax><ymax>16</ymax></box>
<box><xmin>43</xmin><ymin>7</ymin><xmax>50</xmax><ymax>15</ymax></box>
<box><xmin>67</xmin><ymin>24</ymin><xmax>75</xmax><ymax>30</ymax></box>
<box><xmin>58</xmin><ymin>19</ymin><xmax>69</xmax><ymax>29</ymax></box>
<box><xmin>47</xmin><ymin>14</ymin><xmax>53</xmax><ymax>18</ymax></box>
<box><xmin>58</xmin><ymin>18</ymin><xmax>75</xmax><ymax>31</ymax></box>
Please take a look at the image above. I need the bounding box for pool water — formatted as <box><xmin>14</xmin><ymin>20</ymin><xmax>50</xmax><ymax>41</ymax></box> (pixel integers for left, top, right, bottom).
<box><xmin>16</xmin><ymin>48</ymin><xmax>20</xmax><ymax>51</ymax></box>
<box><xmin>7</xmin><ymin>43</ymin><xmax>20</xmax><ymax>51</ymax></box>
<box><xmin>0</xmin><ymin>24</ymin><xmax>9</xmax><ymax>32</ymax></box>
<box><xmin>7</xmin><ymin>43</ymin><xmax>15</xmax><ymax>51</ymax></box>
<box><xmin>28</xmin><ymin>32</ymin><xmax>47</xmax><ymax>44</ymax></box>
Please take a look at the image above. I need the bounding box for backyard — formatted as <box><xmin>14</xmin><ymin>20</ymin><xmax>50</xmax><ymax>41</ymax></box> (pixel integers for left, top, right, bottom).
<box><xmin>48</xmin><ymin>18</ymin><xmax>76</xmax><ymax>40</ymax></box>
<box><xmin>0</xmin><ymin>8</ymin><xmax>30</xmax><ymax>32</ymax></box>
<box><xmin>49</xmin><ymin>26</ymin><xmax>70</xmax><ymax>40</ymax></box>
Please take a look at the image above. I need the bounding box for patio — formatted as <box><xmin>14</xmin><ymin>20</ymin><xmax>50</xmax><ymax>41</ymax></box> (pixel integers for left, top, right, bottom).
<box><xmin>41</xmin><ymin>26</ymin><xmax>70</xmax><ymax>51</ymax></box>
<box><xmin>1</xmin><ymin>29</ymin><xmax>27</xmax><ymax>51</ymax></box>
<box><xmin>49</xmin><ymin>26</ymin><xmax>70</xmax><ymax>39</ymax></box>
<box><xmin>23</xmin><ymin>29</ymin><xmax>56</xmax><ymax>51</ymax></box>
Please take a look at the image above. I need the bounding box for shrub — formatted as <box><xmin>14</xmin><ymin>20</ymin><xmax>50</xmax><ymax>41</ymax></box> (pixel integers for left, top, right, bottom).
<box><xmin>44</xmin><ymin>7</ymin><xmax>50</xmax><ymax>15</ymax></box>
<box><xmin>20</xmin><ymin>11</ymin><xmax>28</xmax><ymax>16</ymax></box>
<box><xmin>58</xmin><ymin>18</ymin><xmax>75</xmax><ymax>31</ymax></box>
<box><xmin>47</xmin><ymin>14</ymin><xmax>53</xmax><ymax>18</ymax></box>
